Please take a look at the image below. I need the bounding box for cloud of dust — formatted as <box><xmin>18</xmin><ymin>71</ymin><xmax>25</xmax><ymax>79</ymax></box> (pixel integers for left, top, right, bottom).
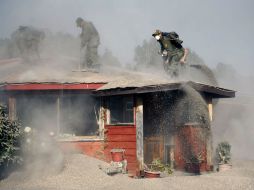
<box><xmin>134</xmin><ymin>36</ymin><xmax>254</xmax><ymax>162</ymax></box>
<box><xmin>212</xmin><ymin>63</ymin><xmax>254</xmax><ymax>160</ymax></box>
<box><xmin>175</xmin><ymin>84</ymin><xmax>210</xmax><ymax>127</ymax></box>
<box><xmin>0</xmin><ymin>1</ymin><xmax>253</xmax><ymax>177</ymax></box>
<box><xmin>12</xmin><ymin>94</ymin><xmax>99</xmax><ymax>178</ymax></box>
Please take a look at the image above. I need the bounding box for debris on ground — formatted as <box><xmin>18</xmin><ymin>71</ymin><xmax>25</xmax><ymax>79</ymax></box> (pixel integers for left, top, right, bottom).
<box><xmin>0</xmin><ymin>154</ymin><xmax>253</xmax><ymax>190</ymax></box>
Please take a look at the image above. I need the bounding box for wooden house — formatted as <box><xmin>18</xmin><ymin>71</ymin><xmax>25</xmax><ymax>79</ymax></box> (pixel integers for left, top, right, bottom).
<box><xmin>0</xmin><ymin>58</ymin><xmax>235</xmax><ymax>176</ymax></box>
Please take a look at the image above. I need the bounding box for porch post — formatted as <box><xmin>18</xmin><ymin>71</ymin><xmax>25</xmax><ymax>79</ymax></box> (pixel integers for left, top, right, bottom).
<box><xmin>207</xmin><ymin>98</ymin><xmax>213</xmax><ymax>169</ymax></box>
<box><xmin>99</xmin><ymin>97</ymin><xmax>105</xmax><ymax>139</ymax></box>
<box><xmin>56</xmin><ymin>96</ymin><xmax>60</xmax><ymax>134</ymax></box>
<box><xmin>207</xmin><ymin>98</ymin><xmax>213</xmax><ymax>121</ymax></box>
<box><xmin>8</xmin><ymin>96</ymin><xmax>16</xmax><ymax>121</ymax></box>
<box><xmin>136</xmin><ymin>96</ymin><xmax>144</xmax><ymax>173</ymax></box>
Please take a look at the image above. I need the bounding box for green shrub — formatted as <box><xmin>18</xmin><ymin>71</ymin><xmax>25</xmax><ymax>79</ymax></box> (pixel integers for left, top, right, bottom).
<box><xmin>216</xmin><ymin>141</ymin><xmax>231</xmax><ymax>164</ymax></box>
<box><xmin>149</xmin><ymin>158</ymin><xmax>173</xmax><ymax>174</ymax></box>
<box><xmin>0</xmin><ymin>105</ymin><xmax>22</xmax><ymax>167</ymax></box>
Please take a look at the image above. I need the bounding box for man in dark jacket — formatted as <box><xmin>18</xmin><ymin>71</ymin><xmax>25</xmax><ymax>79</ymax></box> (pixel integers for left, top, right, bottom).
<box><xmin>76</xmin><ymin>17</ymin><xmax>100</xmax><ymax>69</ymax></box>
<box><xmin>152</xmin><ymin>29</ymin><xmax>188</xmax><ymax>64</ymax></box>
<box><xmin>152</xmin><ymin>29</ymin><xmax>188</xmax><ymax>76</ymax></box>
<box><xmin>11</xmin><ymin>26</ymin><xmax>45</xmax><ymax>62</ymax></box>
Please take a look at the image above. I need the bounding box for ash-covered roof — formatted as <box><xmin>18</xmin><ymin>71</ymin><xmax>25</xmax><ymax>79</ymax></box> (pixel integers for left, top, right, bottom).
<box><xmin>0</xmin><ymin>58</ymin><xmax>235</xmax><ymax>98</ymax></box>
<box><xmin>0</xmin><ymin>58</ymin><xmax>170</xmax><ymax>85</ymax></box>
<box><xmin>0</xmin><ymin>58</ymin><xmax>110</xmax><ymax>84</ymax></box>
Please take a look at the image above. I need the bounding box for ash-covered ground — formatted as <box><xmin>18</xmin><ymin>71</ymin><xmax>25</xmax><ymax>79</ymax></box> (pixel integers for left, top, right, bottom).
<box><xmin>0</xmin><ymin>153</ymin><xmax>253</xmax><ymax>190</ymax></box>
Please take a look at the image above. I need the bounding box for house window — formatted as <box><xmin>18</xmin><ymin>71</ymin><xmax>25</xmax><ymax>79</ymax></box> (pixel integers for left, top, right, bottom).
<box><xmin>16</xmin><ymin>95</ymin><xmax>58</xmax><ymax>133</ymax></box>
<box><xmin>108</xmin><ymin>95</ymin><xmax>134</xmax><ymax>124</ymax></box>
<box><xmin>60</xmin><ymin>95</ymin><xmax>98</xmax><ymax>136</ymax></box>
<box><xmin>16</xmin><ymin>94</ymin><xmax>99</xmax><ymax>137</ymax></box>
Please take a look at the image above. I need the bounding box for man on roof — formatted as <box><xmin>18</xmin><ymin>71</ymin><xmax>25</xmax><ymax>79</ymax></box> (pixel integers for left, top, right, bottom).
<box><xmin>76</xmin><ymin>17</ymin><xmax>100</xmax><ymax>70</ymax></box>
<box><xmin>152</xmin><ymin>30</ymin><xmax>188</xmax><ymax>76</ymax></box>
<box><xmin>11</xmin><ymin>26</ymin><xmax>45</xmax><ymax>63</ymax></box>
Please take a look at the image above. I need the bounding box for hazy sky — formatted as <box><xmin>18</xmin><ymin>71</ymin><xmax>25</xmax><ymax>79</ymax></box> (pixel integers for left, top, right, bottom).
<box><xmin>0</xmin><ymin>0</ymin><xmax>253</xmax><ymax>75</ymax></box>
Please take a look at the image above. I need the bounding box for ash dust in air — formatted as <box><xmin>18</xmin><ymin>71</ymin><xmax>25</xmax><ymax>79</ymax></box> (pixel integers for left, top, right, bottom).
<box><xmin>0</xmin><ymin>0</ymin><xmax>253</xmax><ymax>184</ymax></box>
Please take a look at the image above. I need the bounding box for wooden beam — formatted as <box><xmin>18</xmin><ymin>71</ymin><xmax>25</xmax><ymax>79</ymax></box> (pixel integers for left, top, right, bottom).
<box><xmin>56</xmin><ymin>96</ymin><xmax>60</xmax><ymax>134</ymax></box>
<box><xmin>135</xmin><ymin>96</ymin><xmax>144</xmax><ymax>173</ymax></box>
<box><xmin>98</xmin><ymin>97</ymin><xmax>105</xmax><ymax>139</ymax></box>
<box><xmin>8</xmin><ymin>96</ymin><xmax>16</xmax><ymax>121</ymax></box>
<box><xmin>206</xmin><ymin>96</ymin><xmax>213</xmax><ymax>122</ymax></box>
<box><xmin>208</xmin><ymin>102</ymin><xmax>213</xmax><ymax>121</ymax></box>
<box><xmin>206</xmin><ymin>131</ymin><xmax>213</xmax><ymax>169</ymax></box>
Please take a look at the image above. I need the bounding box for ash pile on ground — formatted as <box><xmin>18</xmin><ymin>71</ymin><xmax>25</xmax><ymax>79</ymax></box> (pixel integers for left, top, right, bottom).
<box><xmin>0</xmin><ymin>153</ymin><xmax>253</xmax><ymax>190</ymax></box>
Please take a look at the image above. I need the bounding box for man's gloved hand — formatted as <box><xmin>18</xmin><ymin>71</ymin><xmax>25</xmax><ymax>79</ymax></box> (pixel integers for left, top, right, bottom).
<box><xmin>162</xmin><ymin>50</ymin><xmax>168</xmax><ymax>56</ymax></box>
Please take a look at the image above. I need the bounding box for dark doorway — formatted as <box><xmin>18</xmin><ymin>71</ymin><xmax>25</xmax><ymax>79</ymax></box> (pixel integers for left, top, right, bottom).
<box><xmin>143</xmin><ymin>92</ymin><xmax>177</xmax><ymax>166</ymax></box>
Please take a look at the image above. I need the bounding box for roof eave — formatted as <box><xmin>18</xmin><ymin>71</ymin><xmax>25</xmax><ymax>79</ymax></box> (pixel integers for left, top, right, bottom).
<box><xmin>94</xmin><ymin>81</ymin><xmax>235</xmax><ymax>98</ymax></box>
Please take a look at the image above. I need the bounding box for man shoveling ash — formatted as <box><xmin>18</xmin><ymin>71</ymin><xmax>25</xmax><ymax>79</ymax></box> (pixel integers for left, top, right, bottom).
<box><xmin>76</xmin><ymin>17</ymin><xmax>100</xmax><ymax>70</ymax></box>
<box><xmin>152</xmin><ymin>30</ymin><xmax>188</xmax><ymax>77</ymax></box>
<box><xmin>11</xmin><ymin>26</ymin><xmax>45</xmax><ymax>63</ymax></box>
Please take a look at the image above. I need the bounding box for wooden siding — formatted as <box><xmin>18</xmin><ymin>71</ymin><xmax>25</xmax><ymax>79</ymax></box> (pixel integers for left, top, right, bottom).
<box><xmin>174</xmin><ymin>125</ymin><xmax>212</xmax><ymax>173</ymax></box>
<box><xmin>104</xmin><ymin>125</ymin><xmax>137</xmax><ymax>175</ymax></box>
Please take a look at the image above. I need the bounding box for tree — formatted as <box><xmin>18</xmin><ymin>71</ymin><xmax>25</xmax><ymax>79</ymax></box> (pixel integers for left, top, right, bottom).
<box><xmin>186</xmin><ymin>48</ymin><xmax>206</xmax><ymax>65</ymax></box>
<box><xmin>134</xmin><ymin>38</ymin><xmax>161</xmax><ymax>69</ymax></box>
<box><xmin>0</xmin><ymin>38</ymin><xmax>19</xmax><ymax>59</ymax></box>
<box><xmin>215</xmin><ymin>62</ymin><xmax>236</xmax><ymax>79</ymax></box>
<box><xmin>101</xmin><ymin>48</ymin><xmax>122</xmax><ymax>67</ymax></box>
<box><xmin>187</xmin><ymin>48</ymin><xmax>218</xmax><ymax>86</ymax></box>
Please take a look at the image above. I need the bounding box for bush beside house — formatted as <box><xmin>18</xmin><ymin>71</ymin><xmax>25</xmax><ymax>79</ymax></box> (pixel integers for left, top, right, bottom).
<box><xmin>0</xmin><ymin>105</ymin><xmax>22</xmax><ymax>179</ymax></box>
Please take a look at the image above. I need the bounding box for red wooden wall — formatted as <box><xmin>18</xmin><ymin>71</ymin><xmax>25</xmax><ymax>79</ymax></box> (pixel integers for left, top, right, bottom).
<box><xmin>174</xmin><ymin>125</ymin><xmax>212</xmax><ymax>173</ymax></box>
<box><xmin>104</xmin><ymin>125</ymin><xmax>137</xmax><ymax>175</ymax></box>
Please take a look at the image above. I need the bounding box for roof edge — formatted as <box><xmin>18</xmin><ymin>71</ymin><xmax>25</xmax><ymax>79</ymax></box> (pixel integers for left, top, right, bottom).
<box><xmin>94</xmin><ymin>81</ymin><xmax>235</xmax><ymax>98</ymax></box>
<box><xmin>0</xmin><ymin>82</ymin><xmax>107</xmax><ymax>91</ymax></box>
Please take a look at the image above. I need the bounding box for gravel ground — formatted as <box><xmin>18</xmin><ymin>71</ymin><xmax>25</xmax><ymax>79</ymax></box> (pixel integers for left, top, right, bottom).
<box><xmin>0</xmin><ymin>154</ymin><xmax>253</xmax><ymax>190</ymax></box>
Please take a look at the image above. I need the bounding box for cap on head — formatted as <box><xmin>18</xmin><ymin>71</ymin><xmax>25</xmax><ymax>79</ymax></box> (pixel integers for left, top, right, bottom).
<box><xmin>152</xmin><ymin>29</ymin><xmax>162</xmax><ymax>37</ymax></box>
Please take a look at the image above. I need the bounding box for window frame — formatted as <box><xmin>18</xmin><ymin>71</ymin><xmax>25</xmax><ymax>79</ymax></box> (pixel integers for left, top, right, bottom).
<box><xmin>106</xmin><ymin>95</ymin><xmax>135</xmax><ymax>125</ymax></box>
